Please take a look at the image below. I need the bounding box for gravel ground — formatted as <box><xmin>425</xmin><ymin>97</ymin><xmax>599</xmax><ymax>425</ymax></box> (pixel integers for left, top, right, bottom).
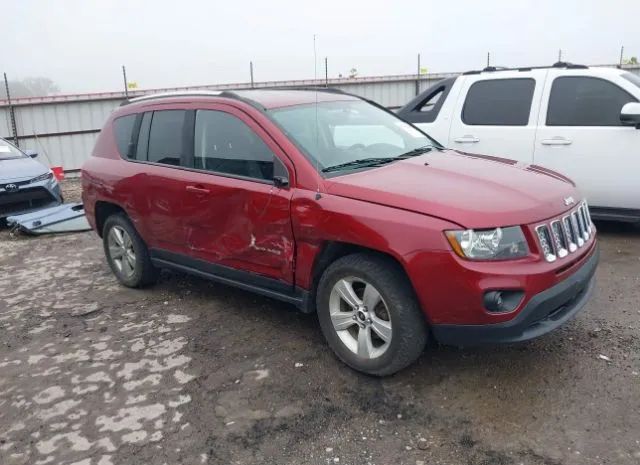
<box><xmin>0</xmin><ymin>180</ymin><xmax>639</xmax><ymax>465</ymax></box>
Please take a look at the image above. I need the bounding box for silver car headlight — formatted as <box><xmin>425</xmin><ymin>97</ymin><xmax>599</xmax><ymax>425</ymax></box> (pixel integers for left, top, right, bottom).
<box><xmin>445</xmin><ymin>226</ymin><xmax>529</xmax><ymax>260</ymax></box>
<box><xmin>30</xmin><ymin>172</ymin><xmax>54</xmax><ymax>183</ymax></box>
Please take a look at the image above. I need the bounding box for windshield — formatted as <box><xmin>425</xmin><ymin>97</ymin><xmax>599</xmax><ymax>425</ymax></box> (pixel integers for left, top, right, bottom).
<box><xmin>0</xmin><ymin>138</ymin><xmax>27</xmax><ymax>161</ymax></box>
<box><xmin>270</xmin><ymin>100</ymin><xmax>441</xmax><ymax>173</ymax></box>
<box><xmin>622</xmin><ymin>72</ymin><xmax>640</xmax><ymax>90</ymax></box>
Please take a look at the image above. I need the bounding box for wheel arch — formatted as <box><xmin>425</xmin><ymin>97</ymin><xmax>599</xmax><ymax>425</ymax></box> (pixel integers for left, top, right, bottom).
<box><xmin>307</xmin><ymin>241</ymin><xmax>419</xmax><ymax>314</ymax></box>
<box><xmin>94</xmin><ymin>201</ymin><xmax>127</xmax><ymax>237</ymax></box>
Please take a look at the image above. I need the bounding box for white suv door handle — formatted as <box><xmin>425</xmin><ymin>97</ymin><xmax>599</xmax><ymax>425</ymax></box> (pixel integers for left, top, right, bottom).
<box><xmin>453</xmin><ymin>135</ymin><xmax>480</xmax><ymax>143</ymax></box>
<box><xmin>541</xmin><ymin>137</ymin><xmax>572</xmax><ymax>146</ymax></box>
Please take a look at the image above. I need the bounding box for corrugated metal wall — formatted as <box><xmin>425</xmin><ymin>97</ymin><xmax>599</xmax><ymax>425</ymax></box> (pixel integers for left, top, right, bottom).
<box><xmin>1</xmin><ymin>65</ymin><xmax>638</xmax><ymax>171</ymax></box>
<box><xmin>6</xmin><ymin>100</ymin><xmax>121</xmax><ymax>169</ymax></box>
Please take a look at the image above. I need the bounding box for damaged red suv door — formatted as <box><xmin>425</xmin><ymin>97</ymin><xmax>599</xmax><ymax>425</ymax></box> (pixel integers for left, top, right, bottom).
<box><xmin>175</xmin><ymin>105</ymin><xmax>295</xmax><ymax>284</ymax></box>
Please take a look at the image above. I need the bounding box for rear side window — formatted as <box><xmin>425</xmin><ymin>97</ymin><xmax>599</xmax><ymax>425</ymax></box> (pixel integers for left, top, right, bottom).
<box><xmin>134</xmin><ymin>112</ymin><xmax>152</xmax><ymax>161</ymax></box>
<box><xmin>147</xmin><ymin>110</ymin><xmax>187</xmax><ymax>166</ymax></box>
<box><xmin>194</xmin><ymin>110</ymin><xmax>275</xmax><ymax>181</ymax></box>
<box><xmin>547</xmin><ymin>76</ymin><xmax>638</xmax><ymax>126</ymax></box>
<box><xmin>462</xmin><ymin>78</ymin><xmax>535</xmax><ymax>126</ymax></box>
<box><xmin>113</xmin><ymin>115</ymin><xmax>137</xmax><ymax>158</ymax></box>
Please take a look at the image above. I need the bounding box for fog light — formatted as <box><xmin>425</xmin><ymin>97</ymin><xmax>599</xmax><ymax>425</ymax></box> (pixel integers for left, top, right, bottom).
<box><xmin>483</xmin><ymin>290</ymin><xmax>524</xmax><ymax>313</ymax></box>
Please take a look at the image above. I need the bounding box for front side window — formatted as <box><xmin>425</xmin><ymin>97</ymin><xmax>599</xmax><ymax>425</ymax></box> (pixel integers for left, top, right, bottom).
<box><xmin>194</xmin><ymin>110</ymin><xmax>275</xmax><ymax>181</ymax></box>
<box><xmin>147</xmin><ymin>110</ymin><xmax>187</xmax><ymax>166</ymax></box>
<box><xmin>462</xmin><ymin>78</ymin><xmax>535</xmax><ymax>126</ymax></box>
<box><xmin>271</xmin><ymin>100</ymin><xmax>438</xmax><ymax>173</ymax></box>
<box><xmin>547</xmin><ymin>76</ymin><xmax>638</xmax><ymax>126</ymax></box>
<box><xmin>622</xmin><ymin>72</ymin><xmax>640</xmax><ymax>90</ymax></box>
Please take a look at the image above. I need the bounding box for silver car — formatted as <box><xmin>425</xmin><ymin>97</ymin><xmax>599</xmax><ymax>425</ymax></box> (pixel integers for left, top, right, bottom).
<box><xmin>0</xmin><ymin>138</ymin><xmax>62</xmax><ymax>219</ymax></box>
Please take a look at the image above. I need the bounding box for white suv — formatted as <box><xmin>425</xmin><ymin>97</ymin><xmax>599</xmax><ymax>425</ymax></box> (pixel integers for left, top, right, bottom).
<box><xmin>398</xmin><ymin>63</ymin><xmax>640</xmax><ymax>222</ymax></box>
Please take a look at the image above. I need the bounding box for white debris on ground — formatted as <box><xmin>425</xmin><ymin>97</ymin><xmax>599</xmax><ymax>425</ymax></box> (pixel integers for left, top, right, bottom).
<box><xmin>0</xmin><ymin>234</ymin><xmax>198</xmax><ymax>465</ymax></box>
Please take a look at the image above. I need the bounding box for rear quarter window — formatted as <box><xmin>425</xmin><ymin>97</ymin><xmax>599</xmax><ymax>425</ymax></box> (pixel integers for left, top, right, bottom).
<box><xmin>112</xmin><ymin>114</ymin><xmax>137</xmax><ymax>158</ymax></box>
<box><xmin>462</xmin><ymin>78</ymin><xmax>535</xmax><ymax>126</ymax></box>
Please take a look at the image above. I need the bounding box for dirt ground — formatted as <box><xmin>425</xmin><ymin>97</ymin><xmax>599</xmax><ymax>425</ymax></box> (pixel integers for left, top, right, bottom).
<box><xmin>0</xmin><ymin>179</ymin><xmax>639</xmax><ymax>465</ymax></box>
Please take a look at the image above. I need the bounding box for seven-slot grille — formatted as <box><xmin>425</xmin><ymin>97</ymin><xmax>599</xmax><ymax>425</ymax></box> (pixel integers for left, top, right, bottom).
<box><xmin>535</xmin><ymin>201</ymin><xmax>593</xmax><ymax>263</ymax></box>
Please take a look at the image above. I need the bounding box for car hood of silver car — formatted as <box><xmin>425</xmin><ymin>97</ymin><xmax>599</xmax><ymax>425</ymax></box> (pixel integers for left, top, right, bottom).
<box><xmin>0</xmin><ymin>156</ymin><xmax>49</xmax><ymax>182</ymax></box>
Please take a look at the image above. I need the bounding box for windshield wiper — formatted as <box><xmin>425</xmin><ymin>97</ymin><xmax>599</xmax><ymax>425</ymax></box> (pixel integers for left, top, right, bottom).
<box><xmin>321</xmin><ymin>157</ymin><xmax>398</xmax><ymax>173</ymax></box>
<box><xmin>321</xmin><ymin>145</ymin><xmax>442</xmax><ymax>173</ymax></box>
<box><xmin>395</xmin><ymin>145</ymin><xmax>439</xmax><ymax>159</ymax></box>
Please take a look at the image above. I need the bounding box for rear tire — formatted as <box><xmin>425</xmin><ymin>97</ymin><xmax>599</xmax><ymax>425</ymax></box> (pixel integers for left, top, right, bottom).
<box><xmin>103</xmin><ymin>213</ymin><xmax>158</xmax><ymax>288</ymax></box>
<box><xmin>316</xmin><ymin>253</ymin><xmax>428</xmax><ymax>376</ymax></box>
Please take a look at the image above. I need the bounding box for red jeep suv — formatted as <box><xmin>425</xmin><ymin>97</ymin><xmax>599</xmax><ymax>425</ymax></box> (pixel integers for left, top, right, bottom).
<box><xmin>82</xmin><ymin>89</ymin><xmax>598</xmax><ymax>375</ymax></box>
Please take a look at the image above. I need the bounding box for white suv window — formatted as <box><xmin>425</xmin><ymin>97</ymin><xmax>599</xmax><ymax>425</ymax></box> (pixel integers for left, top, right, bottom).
<box><xmin>462</xmin><ymin>78</ymin><xmax>535</xmax><ymax>126</ymax></box>
<box><xmin>547</xmin><ymin>76</ymin><xmax>638</xmax><ymax>126</ymax></box>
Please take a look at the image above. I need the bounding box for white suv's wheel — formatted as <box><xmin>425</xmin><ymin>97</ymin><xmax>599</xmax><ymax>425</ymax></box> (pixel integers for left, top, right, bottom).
<box><xmin>317</xmin><ymin>253</ymin><xmax>428</xmax><ymax>376</ymax></box>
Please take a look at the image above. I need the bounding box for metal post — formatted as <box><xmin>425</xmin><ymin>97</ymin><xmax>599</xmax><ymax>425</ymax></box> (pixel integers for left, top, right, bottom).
<box><xmin>620</xmin><ymin>45</ymin><xmax>625</xmax><ymax>66</ymax></box>
<box><xmin>122</xmin><ymin>65</ymin><xmax>129</xmax><ymax>99</ymax></box>
<box><xmin>324</xmin><ymin>57</ymin><xmax>328</xmax><ymax>87</ymax></box>
<box><xmin>250</xmin><ymin>61</ymin><xmax>254</xmax><ymax>88</ymax></box>
<box><xmin>416</xmin><ymin>53</ymin><xmax>421</xmax><ymax>95</ymax></box>
<box><xmin>558</xmin><ymin>49</ymin><xmax>562</xmax><ymax>62</ymax></box>
<box><xmin>486</xmin><ymin>52</ymin><xmax>490</xmax><ymax>67</ymax></box>
<box><xmin>3</xmin><ymin>72</ymin><xmax>19</xmax><ymax>147</ymax></box>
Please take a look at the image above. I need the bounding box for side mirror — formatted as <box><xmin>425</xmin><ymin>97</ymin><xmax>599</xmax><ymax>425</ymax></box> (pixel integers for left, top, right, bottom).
<box><xmin>620</xmin><ymin>102</ymin><xmax>640</xmax><ymax>129</ymax></box>
<box><xmin>24</xmin><ymin>149</ymin><xmax>38</xmax><ymax>158</ymax></box>
<box><xmin>273</xmin><ymin>176</ymin><xmax>289</xmax><ymax>188</ymax></box>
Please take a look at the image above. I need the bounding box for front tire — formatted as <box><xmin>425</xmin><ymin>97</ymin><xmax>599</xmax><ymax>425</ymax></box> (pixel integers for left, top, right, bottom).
<box><xmin>103</xmin><ymin>214</ymin><xmax>158</xmax><ymax>288</ymax></box>
<box><xmin>316</xmin><ymin>253</ymin><xmax>428</xmax><ymax>376</ymax></box>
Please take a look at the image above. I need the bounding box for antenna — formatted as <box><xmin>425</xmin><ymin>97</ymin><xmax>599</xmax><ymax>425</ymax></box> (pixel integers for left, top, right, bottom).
<box><xmin>313</xmin><ymin>34</ymin><xmax>321</xmax><ymax>200</ymax></box>
<box><xmin>122</xmin><ymin>65</ymin><xmax>129</xmax><ymax>99</ymax></box>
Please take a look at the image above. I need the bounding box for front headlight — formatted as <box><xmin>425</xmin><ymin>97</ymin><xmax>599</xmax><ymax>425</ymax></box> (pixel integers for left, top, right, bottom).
<box><xmin>30</xmin><ymin>172</ymin><xmax>54</xmax><ymax>183</ymax></box>
<box><xmin>445</xmin><ymin>226</ymin><xmax>529</xmax><ymax>260</ymax></box>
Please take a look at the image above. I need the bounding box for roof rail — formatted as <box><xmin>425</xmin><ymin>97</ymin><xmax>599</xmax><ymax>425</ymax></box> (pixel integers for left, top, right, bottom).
<box><xmin>462</xmin><ymin>61</ymin><xmax>589</xmax><ymax>75</ymax></box>
<box><xmin>236</xmin><ymin>85</ymin><xmax>348</xmax><ymax>94</ymax></box>
<box><xmin>121</xmin><ymin>90</ymin><xmax>224</xmax><ymax>106</ymax></box>
<box><xmin>120</xmin><ymin>87</ymin><xmax>349</xmax><ymax>106</ymax></box>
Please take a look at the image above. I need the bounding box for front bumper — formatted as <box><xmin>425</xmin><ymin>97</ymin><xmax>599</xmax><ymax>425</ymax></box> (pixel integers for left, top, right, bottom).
<box><xmin>0</xmin><ymin>180</ymin><xmax>62</xmax><ymax>218</ymax></box>
<box><xmin>431</xmin><ymin>245</ymin><xmax>599</xmax><ymax>346</ymax></box>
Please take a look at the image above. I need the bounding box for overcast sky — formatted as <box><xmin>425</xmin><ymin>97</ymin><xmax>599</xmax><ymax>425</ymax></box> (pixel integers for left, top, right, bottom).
<box><xmin>3</xmin><ymin>0</ymin><xmax>639</xmax><ymax>94</ymax></box>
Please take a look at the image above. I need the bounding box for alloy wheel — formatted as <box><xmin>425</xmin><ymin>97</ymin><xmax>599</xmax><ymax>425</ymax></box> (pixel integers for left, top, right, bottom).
<box><xmin>107</xmin><ymin>226</ymin><xmax>136</xmax><ymax>278</ymax></box>
<box><xmin>329</xmin><ymin>277</ymin><xmax>392</xmax><ymax>359</ymax></box>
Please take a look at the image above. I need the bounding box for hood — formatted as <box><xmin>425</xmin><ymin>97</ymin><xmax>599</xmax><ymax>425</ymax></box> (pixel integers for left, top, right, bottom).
<box><xmin>325</xmin><ymin>150</ymin><xmax>579</xmax><ymax>229</ymax></box>
<box><xmin>0</xmin><ymin>156</ymin><xmax>49</xmax><ymax>182</ymax></box>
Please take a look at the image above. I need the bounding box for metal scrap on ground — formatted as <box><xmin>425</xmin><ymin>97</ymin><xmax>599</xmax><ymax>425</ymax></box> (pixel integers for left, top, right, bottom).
<box><xmin>6</xmin><ymin>202</ymin><xmax>91</xmax><ymax>235</ymax></box>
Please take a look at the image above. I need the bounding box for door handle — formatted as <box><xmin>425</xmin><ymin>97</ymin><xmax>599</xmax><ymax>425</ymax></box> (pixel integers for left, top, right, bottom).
<box><xmin>453</xmin><ymin>135</ymin><xmax>480</xmax><ymax>143</ymax></box>
<box><xmin>185</xmin><ymin>185</ymin><xmax>210</xmax><ymax>194</ymax></box>
<box><xmin>541</xmin><ymin>138</ymin><xmax>572</xmax><ymax>146</ymax></box>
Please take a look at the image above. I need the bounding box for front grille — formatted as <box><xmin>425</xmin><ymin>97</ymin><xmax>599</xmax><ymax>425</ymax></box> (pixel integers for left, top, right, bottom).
<box><xmin>0</xmin><ymin>187</ymin><xmax>56</xmax><ymax>216</ymax></box>
<box><xmin>535</xmin><ymin>201</ymin><xmax>593</xmax><ymax>262</ymax></box>
<box><xmin>0</xmin><ymin>179</ymin><xmax>32</xmax><ymax>192</ymax></box>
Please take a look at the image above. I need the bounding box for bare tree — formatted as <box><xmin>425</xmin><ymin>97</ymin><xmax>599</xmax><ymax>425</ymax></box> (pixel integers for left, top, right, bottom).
<box><xmin>1</xmin><ymin>77</ymin><xmax>60</xmax><ymax>99</ymax></box>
